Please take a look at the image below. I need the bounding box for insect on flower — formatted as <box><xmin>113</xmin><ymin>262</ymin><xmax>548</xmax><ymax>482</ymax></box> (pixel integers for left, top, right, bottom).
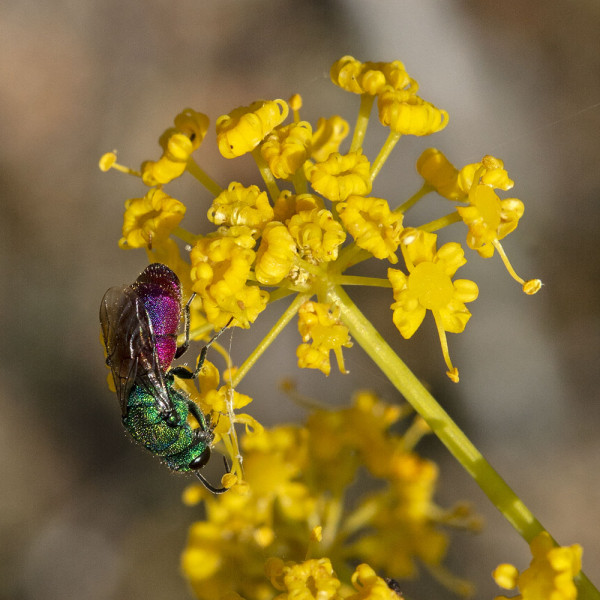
<box><xmin>99</xmin><ymin>262</ymin><xmax>231</xmax><ymax>493</ymax></box>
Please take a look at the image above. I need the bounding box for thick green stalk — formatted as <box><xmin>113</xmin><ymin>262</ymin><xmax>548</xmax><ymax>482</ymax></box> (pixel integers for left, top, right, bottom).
<box><xmin>328</xmin><ymin>284</ymin><xmax>599</xmax><ymax>598</ymax></box>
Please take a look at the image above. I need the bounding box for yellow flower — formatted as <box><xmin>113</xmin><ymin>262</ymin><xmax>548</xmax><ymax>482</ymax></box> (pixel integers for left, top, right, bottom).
<box><xmin>119</xmin><ymin>188</ymin><xmax>186</xmax><ymax>249</ymax></box>
<box><xmin>183</xmin><ymin>359</ymin><xmax>253</xmax><ymax>416</ymax></box>
<box><xmin>378</xmin><ymin>89</ymin><xmax>449</xmax><ymax>136</ymax></box>
<box><xmin>260</xmin><ymin>121</ymin><xmax>313</xmax><ymax>179</ymax></box>
<box><xmin>266</xmin><ymin>557</ymin><xmax>343</xmax><ymax>600</ymax></box>
<box><xmin>173</xmin><ymin>108</ymin><xmax>210</xmax><ymax>148</ymax></box>
<box><xmin>254</xmin><ymin>221</ymin><xmax>297</xmax><ymax>285</ymax></box>
<box><xmin>311</xmin><ymin>116</ymin><xmax>350</xmax><ymax>162</ymax></box>
<box><xmin>182</xmin><ymin>499</ymin><xmax>276</xmax><ymax>600</ymax></box>
<box><xmin>141</xmin><ymin>109</ymin><xmax>209</xmax><ymax>186</ymax></box>
<box><xmin>347</xmin><ymin>564</ymin><xmax>401</xmax><ymax>600</ymax></box>
<box><xmin>305</xmin><ymin>391</ymin><xmax>402</xmax><ymax>494</ymax></box>
<box><xmin>246</xmin><ymin>429</ymin><xmax>312</xmax><ymax>508</ymax></box>
<box><xmin>307</xmin><ymin>151</ymin><xmax>372</xmax><ymax>202</ymax></box>
<box><xmin>190</xmin><ymin>235</ymin><xmax>268</xmax><ymax>328</ymax></box>
<box><xmin>181</xmin><ymin>521</ymin><xmax>224</xmax><ymax>581</ymax></box>
<box><xmin>416</xmin><ymin>148</ymin><xmax>464</xmax><ymax>201</ymax></box>
<box><xmin>273</xmin><ymin>191</ymin><xmax>324</xmax><ymax>223</ymax></box>
<box><xmin>216</xmin><ymin>99</ymin><xmax>289</xmax><ymax>159</ymax></box>
<box><xmin>287</xmin><ymin>208</ymin><xmax>346</xmax><ymax>263</ymax></box>
<box><xmin>458</xmin><ymin>184</ymin><xmax>524</xmax><ymax>256</ymax></box>
<box><xmin>456</xmin><ymin>156</ymin><xmax>521</xmax><ymax>256</ymax></box>
<box><xmin>458</xmin><ymin>155</ymin><xmax>514</xmax><ymax>193</ymax></box>
<box><xmin>456</xmin><ymin>156</ymin><xmax>541</xmax><ymax>294</ymax></box>
<box><xmin>337</xmin><ymin>196</ymin><xmax>404</xmax><ymax>263</ymax></box>
<box><xmin>297</xmin><ymin>301</ymin><xmax>353</xmax><ymax>375</ymax></box>
<box><xmin>388</xmin><ymin>229</ymin><xmax>478</xmax><ymax>381</ymax></box>
<box><xmin>348</xmin><ymin>456</ymin><xmax>449</xmax><ymax>579</ymax></box>
<box><xmin>493</xmin><ymin>531</ymin><xmax>582</xmax><ymax>600</ymax></box>
<box><xmin>330</xmin><ymin>56</ymin><xmax>417</xmax><ymax>96</ymax></box>
<box><xmin>207</xmin><ymin>182</ymin><xmax>275</xmax><ymax>234</ymax></box>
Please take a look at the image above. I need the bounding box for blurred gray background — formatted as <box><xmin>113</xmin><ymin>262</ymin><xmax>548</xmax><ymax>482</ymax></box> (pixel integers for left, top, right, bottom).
<box><xmin>1</xmin><ymin>1</ymin><xmax>599</xmax><ymax>598</ymax></box>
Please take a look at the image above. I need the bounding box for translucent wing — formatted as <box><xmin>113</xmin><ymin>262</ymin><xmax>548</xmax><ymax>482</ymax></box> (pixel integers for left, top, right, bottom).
<box><xmin>99</xmin><ymin>284</ymin><xmax>174</xmax><ymax>417</ymax></box>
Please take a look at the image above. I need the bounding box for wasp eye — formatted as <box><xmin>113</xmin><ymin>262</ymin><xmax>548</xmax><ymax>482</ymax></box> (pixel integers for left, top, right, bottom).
<box><xmin>165</xmin><ymin>411</ymin><xmax>179</xmax><ymax>427</ymax></box>
<box><xmin>189</xmin><ymin>447</ymin><xmax>211</xmax><ymax>470</ymax></box>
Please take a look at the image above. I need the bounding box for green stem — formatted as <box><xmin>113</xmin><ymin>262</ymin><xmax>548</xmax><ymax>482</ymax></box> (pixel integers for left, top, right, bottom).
<box><xmin>350</xmin><ymin>94</ymin><xmax>375</xmax><ymax>153</ymax></box>
<box><xmin>231</xmin><ymin>292</ymin><xmax>309</xmax><ymax>388</ymax></box>
<box><xmin>252</xmin><ymin>147</ymin><xmax>280</xmax><ymax>202</ymax></box>
<box><xmin>419</xmin><ymin>211</ymin><xmax>461</xmax><ymax>232</ymax></box>
<box><xmin>331</xmin><ymin>274</ymin><xmax>392</xmax><ymax>288</ymax></box>
<box><xmin>332</xmin><ymin>244</ymin><xmax>370</xmax><ymax>275</ymax></box>
<box><xmin>186</xmin><ymin>158</ymin><xmax>223</xmax><ymax>196</ymax></box>
<box><xmin>395</xmin><ymin>183</ymin><xmax>433</xmax><ymax>214</ymax></box>
<box><xmin>172</xmin><ymin>227</ymin><xmax>199</xmax><ymax>246</ymax></box>
<box><xmin>370</xmin><ymin>131</ymin><xmax>401</xmax><ymax>182</ymax></box>
<box><xmin>292</xmin><ymin>168</ymin><xmax>308</xmax><ymax>195</ymax></box>
<box><xmin>328</xmin><ymin>284</ymin><xmax>599</xmax><ymax>599</ymax></box>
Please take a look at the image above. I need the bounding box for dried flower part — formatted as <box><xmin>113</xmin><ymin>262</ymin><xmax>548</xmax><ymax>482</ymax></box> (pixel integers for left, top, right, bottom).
<box><xmin>216</xmin><ymin>99</ymin><xmax>289</xmax><ymax>159</ymax></box>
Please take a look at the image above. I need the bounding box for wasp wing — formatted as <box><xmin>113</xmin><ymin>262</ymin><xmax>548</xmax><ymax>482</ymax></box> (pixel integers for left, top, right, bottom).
<box><xmin>99</xmin><ymin>285</ymin><xmax>174</xmax><ymax>417</ymax></box>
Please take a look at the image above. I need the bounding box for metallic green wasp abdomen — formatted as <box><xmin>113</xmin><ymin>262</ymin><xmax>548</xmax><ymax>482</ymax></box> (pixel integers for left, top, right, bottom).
<box><xmin>123</xmin><ymin>380</ymin><xmax>212</xmax><ymax>472</ymax></box>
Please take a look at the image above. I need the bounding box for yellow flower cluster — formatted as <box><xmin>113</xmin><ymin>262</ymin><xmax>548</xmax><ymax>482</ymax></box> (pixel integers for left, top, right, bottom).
<box><xmin>417</xmin><ymin>149</ymin><xmax>541</xmax><ymax>295</ymax></box>
<box><xmin>493</xmin><ymin>532</ymin><xmax>582</xmax><ymax>600</ymax></box>
<box><xmin>98</xmin><ymin>55</ymin><xmax>564</xmax><ymax>600</ymax></box>
<box><xmin>297</xmin><ymin>301</ymin><xmax>353</xmax><ymax>375</ymax></box>
<box><xmin>181</xmin><ymin>391</ymin><xmax>476</xmax><ymax>600</ymax></box>
<box><xmin>101</xmin><ymin>55</ymin><xmax>541</xmax><ymax>381</ymax></box>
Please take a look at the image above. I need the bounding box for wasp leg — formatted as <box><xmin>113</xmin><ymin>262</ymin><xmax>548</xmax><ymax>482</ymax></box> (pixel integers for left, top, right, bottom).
<box><xmin>169</xmin><ymin>318</ymin><xmax>233</xmax><ymax>380</ymax></box>
<box><xmin>195</xmin><ymin>456</ymin><xmax>231</xmax><ymax>494</ymax></box>
<box><xmin>187</xmin><ymin>399</ymin><xmax>211</xmax><ymax>433</ymax></box>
